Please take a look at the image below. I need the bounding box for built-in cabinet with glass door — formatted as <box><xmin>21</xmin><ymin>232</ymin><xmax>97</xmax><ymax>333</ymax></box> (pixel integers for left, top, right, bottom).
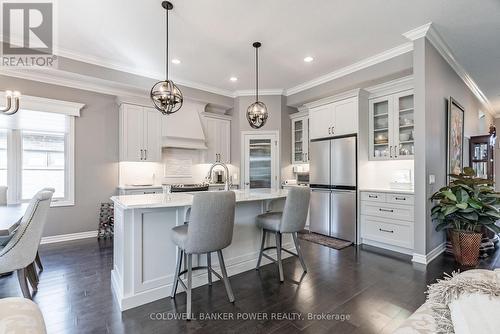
<box><xmin>290</xmin><ymin>111</ymin><xmax>309</xmax><ymax>164</ymax></box>
<box><xmin>369</xmin><ymin>90</ymin><xmax>414</xmax><ymax>160</ymax></box>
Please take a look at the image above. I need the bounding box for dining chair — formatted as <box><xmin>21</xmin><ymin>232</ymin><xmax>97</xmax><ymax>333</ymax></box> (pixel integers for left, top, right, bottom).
<box><xmin>0</xmin><ymin>190</ymin><xmax>53</xmax><ymax>299</ymax></box>
<box><xmin>0</xmin><ymin>186</ymin><xmax>7</xmax><ymax>205</ymax></box>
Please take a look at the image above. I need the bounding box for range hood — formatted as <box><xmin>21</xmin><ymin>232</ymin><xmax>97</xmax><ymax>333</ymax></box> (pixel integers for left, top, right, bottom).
<box><xmin>161</xmin><ymin>100</ymin><xmax>208</xmax><ymax>149</ymax></box>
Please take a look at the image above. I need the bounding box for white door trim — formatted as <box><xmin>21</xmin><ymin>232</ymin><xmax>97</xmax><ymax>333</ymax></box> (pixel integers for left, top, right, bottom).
<box><xmin>240</xmin><ymin>130</ymin><xmax>280</xmax><ymax>190</ymax></box>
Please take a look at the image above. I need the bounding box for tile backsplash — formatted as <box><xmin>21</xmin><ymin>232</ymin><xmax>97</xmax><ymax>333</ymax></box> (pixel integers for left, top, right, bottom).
<box><xmin>118</xmin><ymin>148</ymin><xmax>239</xmax><ymax>186</ymax></box>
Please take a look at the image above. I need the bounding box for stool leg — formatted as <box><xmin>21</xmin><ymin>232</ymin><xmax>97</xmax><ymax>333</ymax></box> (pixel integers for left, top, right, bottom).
<box><xmin>275</xmin><ymin>232</ymin><xmax>284</xmax><ymax>282</ymax></box>
<box><xmin>207</xmin><ymin>252</ymin><xmax>212</xmax><ymax>286</ymax></box>
<box><xmin>26</xmin><ymin>263</ymin><xmax>38</xmax><ymax>292</ymax></box>
<box><xmin>35</xmin><ymin>251</ymin><xmax>43</xmax><ymax>272</ymax></box>
<box><xmin>171</xmin><ymin>248</ymin><xmax>183</xmax><ymax>298</ymax></box>
<box><xmin>292</xmin><ymin>232</ymin><xmax>307</xmax><ymax>272</ymax></box>
<box><xmin>256</xmin><ymin>230</ymin><xmax>266</xmax><ymax>270</ymax></box>
<box><xmin>217</xmin><ymin>250</ymin><xmax>235</xmax><ymax>303</ymax></box>
<box><xmin>186</xmin><ymin>254</ymin><xmax>193</xmax><ymax>320</ymax></box>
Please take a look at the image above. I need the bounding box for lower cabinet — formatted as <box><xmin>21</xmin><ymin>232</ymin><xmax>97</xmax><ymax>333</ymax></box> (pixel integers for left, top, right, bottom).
<box><xmin>360</xmin><ymin>191</ymin><xmax>414</xmax><ymax>253</ymax></box>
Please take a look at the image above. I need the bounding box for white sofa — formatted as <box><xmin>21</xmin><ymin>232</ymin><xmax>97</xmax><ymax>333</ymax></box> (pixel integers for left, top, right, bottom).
<box><xmin>393</xmin><ymin>269</ymin><xmax>499</xmax><ymax>334</ymax></box>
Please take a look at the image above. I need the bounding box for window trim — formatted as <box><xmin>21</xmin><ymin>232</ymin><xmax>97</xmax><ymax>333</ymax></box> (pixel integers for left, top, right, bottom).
<box><xmin>4</xmin><ymin>118</ymin><xmax>75</xmax><ymax>207</ymax></box>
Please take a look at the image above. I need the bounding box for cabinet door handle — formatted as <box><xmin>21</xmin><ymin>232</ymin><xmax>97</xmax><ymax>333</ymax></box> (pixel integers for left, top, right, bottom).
<box><xmin>394</xmin><ymin>197</ymin><xmax>406</xmax><ymax>201</ymax></box>
<box><xmin>379</xmin><ymin>208</ymin><xmax>394</xmax><ymax>213</ymax></box>
<box><xmin>328</xmin><ymin>127</ymin><xmax>331</xmax><ymax>135</ymax></box>
<box><xmin>144</xmin><ymin>149</ymin><xmax>147</xmax><ymax>160</ymax></box>
<box><xmin>331</xmin><ymin>125</ymin><xmax>334</xmax><ymax>134</ymax></box>
<box><xmin>368</xmin><ymin>195</ymin><xmax>378</xmax><ymax>199</ymax></box>
<box><xmin>389</xmin><ymin>146</ymin><xmax>393</xmax><ymax>158</ymax></box>
<box><xmin>379</xmin><ymin>228</ymin><xmax>394</xmax><ymax>233</ymax></box>
<box><xmin>140</xmin><ymin>149</ymin><xmax>144</xmax><ymax>160</ymax></box>
<box><xmin>305</xmin><ymin>152</ymin><xmax>308</xmax><ymax>161</ymax></box>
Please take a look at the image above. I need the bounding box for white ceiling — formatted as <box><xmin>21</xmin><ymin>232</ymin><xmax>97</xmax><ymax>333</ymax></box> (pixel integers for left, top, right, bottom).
<box><xmin>51</xmin><ymin>0</ymin><xmax>500</xmax><ymax>110</ymax></box>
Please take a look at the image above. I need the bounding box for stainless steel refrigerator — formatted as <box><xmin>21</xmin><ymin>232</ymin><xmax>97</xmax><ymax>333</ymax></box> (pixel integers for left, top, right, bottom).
<box><xmin>309</xmin><ymin>135</ymin><xmax>356</xmax><ymax>242</ymax></box>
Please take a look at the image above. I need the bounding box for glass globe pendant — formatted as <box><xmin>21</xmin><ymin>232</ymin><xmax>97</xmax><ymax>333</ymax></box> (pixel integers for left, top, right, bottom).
<box><xmin>150</xmin><ymin>1</ymin><xmax>183</xmax><ymax>115</ymax></box>
<box><xmin>246</xmin><ymin>42</ymin><xmax>268</xmax><ymax>129</ymax></box>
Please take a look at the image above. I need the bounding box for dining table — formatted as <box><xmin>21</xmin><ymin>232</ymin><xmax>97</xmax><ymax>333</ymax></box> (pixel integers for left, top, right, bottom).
<box><xmin>0</xmin><ymin>203</ymin><xmax>29</xmax><ymax>246</ymax></box>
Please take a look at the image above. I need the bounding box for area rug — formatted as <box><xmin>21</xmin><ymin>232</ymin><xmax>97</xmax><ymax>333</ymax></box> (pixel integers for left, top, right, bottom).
<box><xmin>298</xmin><ymin>231</ymin><xmax>352</xmax><ymax>250</ymax></box>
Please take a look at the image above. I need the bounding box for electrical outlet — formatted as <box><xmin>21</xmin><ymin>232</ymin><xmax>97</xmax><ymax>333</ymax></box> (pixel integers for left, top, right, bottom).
<box><xmin>429</xmin><ymin>174</ymin><xmax>436</xmax><ymax>184</ymax></box>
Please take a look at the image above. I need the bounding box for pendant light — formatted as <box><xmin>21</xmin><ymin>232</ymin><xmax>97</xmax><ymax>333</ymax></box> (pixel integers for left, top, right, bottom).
<box><xmin>150</xmin><ymin>1</ymin><xmax>183</xmax><ymax>115</ymax></box>
<box><xmin>246</xmin><ymin>42</ymin><xmax>268</xmax><ymax>129</ymax></box>
<box><xmin>0</xmin><ymin>90</ymin><xmax>20</xmax><ymax>115</ymax></box>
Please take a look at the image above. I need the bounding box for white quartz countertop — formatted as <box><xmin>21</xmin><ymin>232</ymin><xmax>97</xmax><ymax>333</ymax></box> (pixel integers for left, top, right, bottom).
<box><xmin>111</xmin><ymin>189</ymin><xmax>288</xmax><ymax>209</ymax></box>
<box><xmin>360</xmin><ymin>188</ymin><xmax>414</xmax><ymax>195</ymax></box>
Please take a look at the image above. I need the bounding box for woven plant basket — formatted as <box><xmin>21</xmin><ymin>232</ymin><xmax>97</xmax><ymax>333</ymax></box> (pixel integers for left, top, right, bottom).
<box><xmin>450</xmin><ymin>230</ymin><xmax>482</xmax><ymax>266</ymax></box>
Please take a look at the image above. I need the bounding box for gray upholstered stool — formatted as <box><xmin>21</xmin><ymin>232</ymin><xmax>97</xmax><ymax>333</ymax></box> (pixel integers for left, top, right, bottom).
<box><xmin>170</xmin><ymin>191</ymin><xmax>236</xmax><ymax>320</ymax></box>
<box><xmin>255</xmin><ymin>187</ymin><xmax>310</xmax><ymax>282</ymax></box>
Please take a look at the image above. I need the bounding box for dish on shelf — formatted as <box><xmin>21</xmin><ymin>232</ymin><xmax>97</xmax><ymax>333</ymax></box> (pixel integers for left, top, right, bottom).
<box><xmin>375</xmin><ymin>118</ymin><xmax>388</xmax><ymax>128</ymax></box>
<box><xmin>374</xmin><ymin>134</ymin><xmax>388</xmax><ymax>144</ymax></box>
<box><xmin>400</xmin><ymin>118</ymin><xmax>414</xmax><ymax>126</ymax></box>
<box><xmin>400</xmin><ymin>133</ymin><xmax>411</xmax><ymax>141</ymax></box>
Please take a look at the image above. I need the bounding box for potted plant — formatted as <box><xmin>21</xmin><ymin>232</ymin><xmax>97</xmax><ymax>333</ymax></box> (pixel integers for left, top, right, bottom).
<box><xmin>431</xmin><ymin>167</ymin><xmax>500</xmax><ymax>266</ymax></box>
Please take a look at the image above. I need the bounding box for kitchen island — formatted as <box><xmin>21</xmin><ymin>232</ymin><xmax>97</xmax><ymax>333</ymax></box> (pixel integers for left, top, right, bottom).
<box><xmin>110</xmin><ymin>189</ymin><xmax>290</xmax><ymax>311</ymax></box>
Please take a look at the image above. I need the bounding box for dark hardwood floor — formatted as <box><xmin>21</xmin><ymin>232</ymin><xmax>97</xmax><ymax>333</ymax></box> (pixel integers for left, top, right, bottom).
<box><xmin>0</xmin><ymin>238</ymin><xmax>498</xmax><ymax>334</ymax></box>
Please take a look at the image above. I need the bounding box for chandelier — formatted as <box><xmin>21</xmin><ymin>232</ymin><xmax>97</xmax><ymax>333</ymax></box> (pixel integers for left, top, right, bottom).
<box><xmin>246</xmin><ymin>42</ymin><xmax>268</xmax><ymax>129</ymax></box>
<box><xmin>0</xmin><ymin>90</ymin><xmax>20</xmax><ymax>115</ymax></box>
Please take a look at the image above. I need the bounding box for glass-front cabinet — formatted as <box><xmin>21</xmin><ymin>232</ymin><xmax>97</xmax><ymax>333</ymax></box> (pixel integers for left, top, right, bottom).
<box><xmin>469</xmin><ymin>134</ymin><xmax>495</xmax><ymax>180</ymax></box>
<box><xmin>369</xmin><ymin>90</ymin><xmax>414</xmax><ymax>160</ymax></box>
<box><xmin>291</xmin><ymin>112</ymin><xmax>309</xmax><ymax>164</ymax></box>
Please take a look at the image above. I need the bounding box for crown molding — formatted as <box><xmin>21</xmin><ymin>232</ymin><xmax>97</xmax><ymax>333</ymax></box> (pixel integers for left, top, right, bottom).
<box><xmin>403</xmin><ymin>23</ymin><xmax>495</xmax><ymax>117</ymax></box>
<box><xmin>304</xmin><ymin>88</ymin><xmax>364</xmax><ymax>109</ymax></box>
<box><xmin>402</xmin><ymin>22</ymin><xmax>432</xmax><ymax>41</ymax></box>
<box><xmin>0</xmin><ymin>90</ymin><xmax>85</xmax><ymax>116</ymax></box>
<box><xmin>285</xmin><ymin>42</ymin><xmax>413</xmax><ymax>96</ymax></box>
<box><xmin>365</xmin><ymin>75</ymin><xmax>414</xmax><ymax>98</ymax></box>
<box><xmin>234</xmin><ymin>89</ymin><xmax>285</xmax><ymax>97</ymax></box>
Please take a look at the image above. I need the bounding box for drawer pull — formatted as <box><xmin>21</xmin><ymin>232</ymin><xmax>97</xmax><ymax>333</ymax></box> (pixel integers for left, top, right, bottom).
<box><xmin>394</xmin><ymin>197</ymin><xmax>406</xmax><ymax>201</ymax></box>
<box><xmin>379</xmin><ymin>228</ymin><xmax>394</xmax><ymax>233</ymax></box>
<box><xmin>368</xmin><ymin>195</ymin><xmax>378</xmax><ymax>198</ymax></box>
<box><xmin>379</xmin><ymin>208</ymin><xmax>394</xmax><ymax>213</ymax></box>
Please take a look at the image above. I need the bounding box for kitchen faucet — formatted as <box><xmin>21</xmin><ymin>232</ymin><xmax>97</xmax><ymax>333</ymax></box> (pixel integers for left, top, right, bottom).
<box><xmin>205</xmin><ymin>162</ymin><xmax>231</xmax><ymax>191</ymax></box>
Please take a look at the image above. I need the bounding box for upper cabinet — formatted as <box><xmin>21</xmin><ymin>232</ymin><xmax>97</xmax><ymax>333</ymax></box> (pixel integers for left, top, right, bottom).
<box><xmin>119</xmin><ymin>103</ymin><xmax>162</xmax><ymax>162</ymax></box>
<box><xmin>369</xmin><ymin>89</ymin><xmax>414</xmax><ymax>160</ymax></box>
<box><xmin>290</xmin><ymin>111</ymin><xmax>309</xmax><ymax>164</ymax></box>
<box><xmin>308</xmin><ymin>95</ymin><xmax>359</xmax><ymax>140</ymax></box>
<box><xmin>200</xmin><ymin>113</ymin><xmax>231</xmax><ymax>164</ymax></box>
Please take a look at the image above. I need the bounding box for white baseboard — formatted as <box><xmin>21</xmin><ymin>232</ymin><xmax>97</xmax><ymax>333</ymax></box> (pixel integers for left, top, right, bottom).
<box><xmin>41</xmin><ymin>230</ymin><xmax>98</xmax><ymax>244</ymax></box>
<box><xmin>412</xmin><ymin>242</ymin><xmax>446</xmax><ymax>265</ymax></box>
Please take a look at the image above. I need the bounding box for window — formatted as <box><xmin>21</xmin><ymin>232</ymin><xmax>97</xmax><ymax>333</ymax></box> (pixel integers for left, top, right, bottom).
<box><xmin>0</xmin><ymin>130</ymin><xmax>7</xmax><ymax>186</ymax></box>
<box><xmin>0</xmin><ymin>108</ymin><xmax>76</xmax><ymax>206</ymax></box>
<box><xmin>22</xmin><ymin>131</ymin><xmax>66</xmax><ymax>200</ymax></box>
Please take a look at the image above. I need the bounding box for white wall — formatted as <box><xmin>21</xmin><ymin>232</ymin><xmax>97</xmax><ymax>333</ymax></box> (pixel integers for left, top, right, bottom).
<box><xmin>359</xmin><ymin>160</ymin><xmax>414</xmax><ymax>189</ymax></box>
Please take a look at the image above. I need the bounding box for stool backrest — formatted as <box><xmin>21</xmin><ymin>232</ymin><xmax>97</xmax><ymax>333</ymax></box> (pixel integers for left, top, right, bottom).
<box><xmin>281</xmin><ymin>187</ymin><xmax>310</xmax><ymax>233</ymax></box>
<box><xmin>186</xmin><ymin>191</ymin><xmax>236</xmax><ymax>254</ymax></box>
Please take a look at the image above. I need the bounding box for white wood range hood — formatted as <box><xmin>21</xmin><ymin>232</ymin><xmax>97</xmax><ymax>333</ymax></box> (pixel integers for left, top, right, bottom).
<box><xmin>161</xmin><ymin>100</ymin><xmax>208</xmax><ymax>150</ymax></box>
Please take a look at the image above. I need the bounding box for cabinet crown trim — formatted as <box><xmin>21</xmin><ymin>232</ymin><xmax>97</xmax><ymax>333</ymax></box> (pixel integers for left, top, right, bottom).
<box><xmin>289</xmin><ymin>110</ymin><xmax>309</xmax><ymax>119</ymax></box>
<box><xmin>304</xmin><ymin>88</ymin><xmax>366</xmax><ymax>109</ymax></box>
<box><xmin>366</xmin><ymin>76</ymin><xmax>413</xmax><ymax>99</ymax></box>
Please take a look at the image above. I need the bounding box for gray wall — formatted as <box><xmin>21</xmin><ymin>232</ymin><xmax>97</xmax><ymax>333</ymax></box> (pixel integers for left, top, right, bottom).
<box><xmin>413</xmin><ymin>39</ymin><xmax>493</xmax><ymax>255</ymax></box>
<box><xmin>230</xmin><ymin>95</ymin><xmax>294</xmax><ymax>185</ymax></box>
<box><xmin>286</xmin><ymin>53</ymin><xmax>413</xmax><ymax>107</ymax></box>
<box><xmin>0</xmin><ymin>75</ymin><xmax>119</xmax><ymax>237</ymax></box>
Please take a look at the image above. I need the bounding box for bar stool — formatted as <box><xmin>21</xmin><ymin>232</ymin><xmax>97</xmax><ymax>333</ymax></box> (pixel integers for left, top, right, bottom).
<box><xmin>170</xmin><ymin>191</ymin><xmax>236</xmax><ymax>320</ymax></box>
<box><xmin>255</xmin><ymin>187</ymin><xmax>310</xmax><ymax>282</ymax></box>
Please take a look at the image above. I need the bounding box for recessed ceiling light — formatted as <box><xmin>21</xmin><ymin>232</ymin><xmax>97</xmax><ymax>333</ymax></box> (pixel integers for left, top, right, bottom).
<box><xmin>304</xmin><ymin>56</ymin><xmax>314</xmax><ymax>63</ymax></box>
<box><xmin>230</xmin><ymin>77</ymin><xmax>238</xmax><ymax>82</ymax></box>
<box><xmin>171</xmin><ymin>58</ymin><xmax>181</xmax><ymax>64</ymax></box>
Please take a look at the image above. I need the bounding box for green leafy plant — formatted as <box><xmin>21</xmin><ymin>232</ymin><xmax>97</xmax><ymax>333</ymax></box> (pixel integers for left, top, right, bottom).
<box><xmin>431</xmin><ymin>167</ymin><xmax>500</xmax><ymax>233</ymax></box>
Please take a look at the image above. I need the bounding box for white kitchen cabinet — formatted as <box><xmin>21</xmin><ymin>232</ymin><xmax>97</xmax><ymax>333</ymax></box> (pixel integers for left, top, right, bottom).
<box><xmin>369</xmin><ymin>90</ymin><xmax>414</xmax><ymax>160</ymax></box>
<box><xmin>308</xmin><ymin>97</ymin><xmax>358</xmax><ymax>140</ymax></box>
<box><xmin>290</xmin><ymin>110</ymin><xmax>309</xmax><ymax>164</ymax></box>
<box><xmin>360</xmin><ymin>190</ymin><xmax>414</xmax><ymax>253</ymax></box>
<box><xmin>119</xmin><ymin>104</ymin><xmax>162</xmax><ymax>162</ymax></box>
<box><xmin>201</xmin><ymin>113</ymin><xmax>231</xmax><ymax>164</ymax></box>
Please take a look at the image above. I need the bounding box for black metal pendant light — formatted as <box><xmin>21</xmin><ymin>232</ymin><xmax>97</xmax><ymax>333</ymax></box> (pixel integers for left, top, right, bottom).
<box><xmin>246</xmin><ymin>42</ymin><xmax>268</xmax><ymax>129</ymax></box>
<box><xmin>150</xmin><ymin>1</ymin><xmax>183</xmax><ymax>115</ymax></box>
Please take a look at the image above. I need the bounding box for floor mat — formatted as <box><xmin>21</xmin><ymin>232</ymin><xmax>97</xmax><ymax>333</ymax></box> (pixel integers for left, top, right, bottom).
<box><xmin>298</xmin><ymin>231</ymin><xmax>352</xmax><ymax>250</ymax></box>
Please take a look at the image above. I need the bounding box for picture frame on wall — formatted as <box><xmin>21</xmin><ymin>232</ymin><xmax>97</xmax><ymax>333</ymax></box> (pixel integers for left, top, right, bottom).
<box><xmin>446</xmin><ymin>97</ymin><xmax>465</xmax><ymax>182</ymax></box>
